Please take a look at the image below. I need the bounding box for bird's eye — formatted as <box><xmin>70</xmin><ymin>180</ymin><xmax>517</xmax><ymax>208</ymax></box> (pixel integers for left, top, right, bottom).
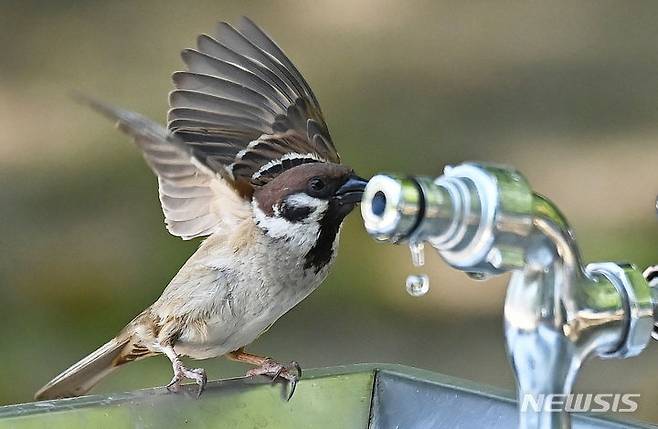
<box><xmin>309</xmin><ymin>177</ymin><xmax>325</xmax><ymax>192</ymax></box>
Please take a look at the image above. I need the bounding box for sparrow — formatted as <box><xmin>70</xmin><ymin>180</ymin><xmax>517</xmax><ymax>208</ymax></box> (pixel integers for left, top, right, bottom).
<box><xmin>35</xmin><ymin>17</ymin><xmax>366</xmax><ymax>401</ymax></box>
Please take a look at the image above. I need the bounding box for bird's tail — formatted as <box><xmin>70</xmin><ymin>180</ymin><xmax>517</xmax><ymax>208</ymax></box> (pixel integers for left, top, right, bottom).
<box><xmin>34</xmin><ymin>335</ymin><xmax>147</xmax><ymax>400</ymax></box>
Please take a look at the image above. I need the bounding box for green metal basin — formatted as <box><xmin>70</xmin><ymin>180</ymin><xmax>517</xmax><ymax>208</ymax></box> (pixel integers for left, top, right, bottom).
<box><xmin>0</xmin><ymin>364</ymin><xmax>653</xmax><ymax>428</ymax></box>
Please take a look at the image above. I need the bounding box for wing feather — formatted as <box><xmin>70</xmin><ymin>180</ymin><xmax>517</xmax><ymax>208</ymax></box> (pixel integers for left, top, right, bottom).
<box><xmin>82</xmin><ymin>18</ymin><xmax>339</xmax><ymax>240</ymax></box>
<box><xmin>169</xmin><ymin>18</ymin><xmax>340</xmax><ymax>196</ymax></box>
<box><xmin>181</xmin><ymin>49</ymin><xmax>290</xmax><ymax>108</ymax></box>
<box><xmin>236</xmin><ymin>17</ymin><xmax>320</xmax><ymax>108</ymax></box>
<box><xmin>196</xmin><ymin>34</ymin><xmax>297</xmax><ymax>103</ymax></box>
<box><xmin>169</xmin><ymin>90</ymin><xmax>275</xmax><ymax>123</ymax></box>
<box><xmin>80</xmin><ymin>95</ymin><xmax>250</xmax><ymax>240</ymax></box>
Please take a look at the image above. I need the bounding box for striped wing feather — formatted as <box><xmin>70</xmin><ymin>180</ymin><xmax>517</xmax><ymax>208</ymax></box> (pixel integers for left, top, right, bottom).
<box><xmin>82</xmin><ymin>18</ymin><xmax>333</xmax><ymax>240</ymax></box>
<box><xmin>81</xmin><ymin>96</ymin><xmax>250</xmax><ymax>240</ymax></box>
<box><xmin>168</xmin><ymin>17</ymin><xmax>340</xmax><ymax>194</ymax></box>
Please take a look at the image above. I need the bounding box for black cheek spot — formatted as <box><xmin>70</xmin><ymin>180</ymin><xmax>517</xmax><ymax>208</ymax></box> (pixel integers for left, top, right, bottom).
<box><xmin>280</xmin><ymin>203</ymin><xmax>312</xmax><ymax>222</ymax></box>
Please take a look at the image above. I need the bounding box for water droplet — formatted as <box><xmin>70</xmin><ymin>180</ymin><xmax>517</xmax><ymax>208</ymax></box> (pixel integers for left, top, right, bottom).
<box><xmin>409</xmin><ymin>241</ymin><xmax>425</xmax><ymax>267</ymax></box>
<box><xmin>406</xmin><ymin>274</ymin><xmax>430</xmax><ymax>297</ymax></box>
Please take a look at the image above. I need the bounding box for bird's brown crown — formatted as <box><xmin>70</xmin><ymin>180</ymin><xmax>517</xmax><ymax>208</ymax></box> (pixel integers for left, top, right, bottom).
<box><xmin>253</xmin><ymin>163</ymin><xmax>355</xmax><ymax>216</ymax></box>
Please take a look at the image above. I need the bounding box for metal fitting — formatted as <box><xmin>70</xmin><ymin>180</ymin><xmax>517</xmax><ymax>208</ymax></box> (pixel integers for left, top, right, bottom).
<box><xmin>360</xmin><ymin>161</ymin><xmax>657</xmax><ymax>429</ymax></box>
<box><xmin>586</xmin><ymin>263</ymin><xmax>653</xmax><ymax>359</ymax></box>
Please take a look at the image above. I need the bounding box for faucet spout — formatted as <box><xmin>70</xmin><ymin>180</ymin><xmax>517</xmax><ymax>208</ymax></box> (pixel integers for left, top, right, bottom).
<box><xmin>361</xmin><ymin>162</ymin><xmax>655</xmax><ymax>429</ymax></box>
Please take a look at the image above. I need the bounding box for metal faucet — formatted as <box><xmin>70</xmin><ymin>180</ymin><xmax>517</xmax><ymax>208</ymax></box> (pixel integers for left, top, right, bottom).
<box><xmin>360</xmin><ymin>162</ymin><xmax>655</xmax><ymax>429</ymax></box>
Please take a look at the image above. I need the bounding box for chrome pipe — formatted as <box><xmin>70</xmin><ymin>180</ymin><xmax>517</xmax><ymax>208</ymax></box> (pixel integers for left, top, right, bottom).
<box><xmin>361</xmin><ymin>162</ymin><xmax>654</xmax><ymax>429</ymax></box>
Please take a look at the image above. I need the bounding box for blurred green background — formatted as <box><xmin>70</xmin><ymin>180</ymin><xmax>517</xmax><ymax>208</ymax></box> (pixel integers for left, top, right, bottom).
<box><xmin>3</xmin><ymin>0</ymin><xmax>658</xmax><ymax>424</ymax></box>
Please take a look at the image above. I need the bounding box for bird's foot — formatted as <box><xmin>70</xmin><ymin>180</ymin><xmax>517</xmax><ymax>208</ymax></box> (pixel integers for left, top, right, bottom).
<box><xmin>166</xmin><ymin>358</ymin><xmax>207</xmax><ymax>398</ymax></box>
<box><xmin>246</xmin><ymin>358</ymin><xmax>302</xmax><ymax>401</ymax></box>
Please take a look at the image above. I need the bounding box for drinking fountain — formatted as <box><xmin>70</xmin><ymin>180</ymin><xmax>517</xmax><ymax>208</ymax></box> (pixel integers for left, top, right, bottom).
<box><xmin>2</xmin><ymin>162</ymin><xmax>656</xmax><ymax>429</ymax></box>
<box><xmin>361</xmin><ymin>162</ymin><xmax>657</xmax><ymax>429</ymax></box>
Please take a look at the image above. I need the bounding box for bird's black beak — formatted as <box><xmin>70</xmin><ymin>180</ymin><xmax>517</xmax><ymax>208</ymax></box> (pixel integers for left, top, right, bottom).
<box><xmin>334</xmin><ymin>175</ymin><xmax>368</xmax><ymax>205</ymax></box>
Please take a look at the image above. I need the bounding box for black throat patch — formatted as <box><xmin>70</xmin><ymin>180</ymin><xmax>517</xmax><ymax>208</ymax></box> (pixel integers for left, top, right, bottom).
<box><xmin>303</xmin><ymin>202</ymin><xmax>351</xmax><ymax>274</ymax></box>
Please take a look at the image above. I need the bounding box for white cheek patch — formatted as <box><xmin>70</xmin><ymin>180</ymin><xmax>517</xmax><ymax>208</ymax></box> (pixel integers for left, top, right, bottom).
<box><xmin>252</xmin><ymin>199</ymin><xmax>324</xmax><ymax>251</ymax></box>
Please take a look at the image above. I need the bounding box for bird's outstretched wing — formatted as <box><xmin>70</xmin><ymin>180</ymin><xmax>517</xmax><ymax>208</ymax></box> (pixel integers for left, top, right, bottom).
<box><xmin>81</xmin><ymin>96</ymin><xmax>250</xmax><ymax>240</ymax></box>
<box><xmin>168</xmin><ymin>17</ymin><xmax>340</xmax><ymax>196</ymax></box>
<box><xmin>82</xmin><ymin>18</ymin><xmax>334</xmax><ymax>240</ymax></box>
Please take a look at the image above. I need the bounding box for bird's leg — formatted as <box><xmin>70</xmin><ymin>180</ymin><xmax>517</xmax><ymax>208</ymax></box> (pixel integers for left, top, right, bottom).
<box><xmin>161</xmin><ymin>345</ymin><xmax>207</xmax><ymax>398</ymax></box>
<box><xmin>226</xmin><ymin>348</ymin><xmax>302</xmax><ymax>400</ymax></box>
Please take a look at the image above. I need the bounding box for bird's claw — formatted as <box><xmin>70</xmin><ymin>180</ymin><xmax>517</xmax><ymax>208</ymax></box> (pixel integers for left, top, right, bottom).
<box><xmin>166</xmin><ymin>360</ymin><xmax>207</xmax><ymax>398</ymax></box>
<box><xmin>246</xmin><ymin>359</ymin><xmax>302</xmax><ymax>401</ymax></box>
